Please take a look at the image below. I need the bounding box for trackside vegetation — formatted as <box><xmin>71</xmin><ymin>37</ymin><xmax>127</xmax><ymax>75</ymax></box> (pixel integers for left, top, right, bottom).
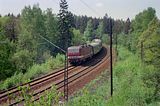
<box><xmin>67</xmin><ymin>7</ymin><xmax>160</xmax><ymax>105</ymax></box>
<box><xmin>66</xmin><ymin>46</ymin><xmax>159</xmax><ymax>106</ymax></box>
<box><xmin>0</xmin><ymin>54</ymin><xmax>64</xmax><ymax>90</ymax></box>
<box><xmin>0</xmin><ymin>0</ymin><xmax>160</xmax><ymax>105</ymax></box>
<box><xmin>6</xmin><ymin>85</ymin><xmax>63</xmax><ymax>106</ymax></box>
<box><xmin>8</xmin><ymin>46</ymin><xmax>159</xmax><ymax>106</ymax></box>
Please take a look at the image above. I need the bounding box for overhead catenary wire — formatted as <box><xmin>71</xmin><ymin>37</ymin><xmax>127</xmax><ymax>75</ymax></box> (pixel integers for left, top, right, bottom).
<box><xmin>53</xmin><ymin>0</ymin><xmax>101</xmax><ymax>17</ymax></box>
<box><xmin>38</xmin><ymin>34</ymin><xmax>66</xmax><ymax>53</ymax></box>
<box><xmin>79</xmin><ymin>0</ymin><xmax>101</xmax><ymax>17</ymax></box>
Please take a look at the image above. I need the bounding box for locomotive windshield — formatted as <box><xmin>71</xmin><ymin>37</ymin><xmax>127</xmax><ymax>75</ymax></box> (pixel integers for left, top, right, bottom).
<box><xmin>68</xmin><ymin>46</ymin><xmax>80</xmax><ymax>53</ymax></box>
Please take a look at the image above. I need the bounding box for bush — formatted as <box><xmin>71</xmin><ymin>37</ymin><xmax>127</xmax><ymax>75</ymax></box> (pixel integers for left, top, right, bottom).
<box><xmin>68</xmin><ymin>46</ymin><xmax>159</xmax><ymax>106</ymax></box>
<box><xmin>1</xmin><ymin>73</ymin><xmax>24</xmax><ymax>90</ymax></box>
<box><xmin>11</xmin><ymin>49</ymin><xmax>34</xmax><ymax>73</ymax></box>
<box><xmin>72</xmin><ymin>29</ymin><xmax>86</xmax><ymax>45</ymax></box>
<box><xmin>107</xmin><ymin>47</ymin><xmax>160</xmax><ymax>106</ymax></box>
<box><xmin>0</xmin><ymin>54</ymin><xmax>64</xmax><ymax>90</ymax></box>
<box><xmin>142</xmin><ymin>67</ymin><xmax>160</xmax><ymax>103</ymax></box>
<box><xmin>101</xmin><ymin>34</ymin><xmax>109</xmax><ymax>45</ymax></box>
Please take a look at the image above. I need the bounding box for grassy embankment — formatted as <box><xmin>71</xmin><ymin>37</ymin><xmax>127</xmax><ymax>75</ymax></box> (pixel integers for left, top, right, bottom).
<box><xmin>3</xmin><ymin>46</ymin><xmax>159</xmax><ymax>106</ymax></box>
<box><xmin>0</xmin><ymin>54</ymin><xmax>64</xmax><ymax>90</ymax></box>
<box><xmin>67</xmin><ymin>46</ymin><xmax>159</xmax><ymax>106</ymax></box>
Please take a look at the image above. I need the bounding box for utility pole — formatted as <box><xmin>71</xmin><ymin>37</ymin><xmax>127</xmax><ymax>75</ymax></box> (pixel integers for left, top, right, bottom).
<box><xmin>58</xmin><ymin>0</ymin><xmax>70</xmax><ymax>101</ymax></box>
<box><xmin>109</xmin><ymin>18</ymin><xmax>113</xmax><ymax>96</ymax></box>
<box><xmin>39</xmin><ymin>35</ymin><xmax>68</xmax><ymax>101</ymax></box>
<box><xmin>64</xmin><ymin>53</ymin><xmax>68</xmax><ymax>101</ymax></box>
<box><xmin>64</xmin><ymin>37</ymin><xmax>69</xmax><ymax>101</ymax></box>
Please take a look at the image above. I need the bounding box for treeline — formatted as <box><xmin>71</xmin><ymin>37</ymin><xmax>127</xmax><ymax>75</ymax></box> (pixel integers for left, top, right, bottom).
<box><xmin>0</xmin><ymin>4</ymin><xmax>130</xmax><ymax>81</ymax></box>
<box><xmin>117</xmin><ymin>7</ymin><xmax>160</xmax><ymax>103</ymax></box>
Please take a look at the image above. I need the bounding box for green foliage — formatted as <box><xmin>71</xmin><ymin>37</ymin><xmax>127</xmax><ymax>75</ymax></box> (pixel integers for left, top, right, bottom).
<box><xmin>0</xmin><ymin>5</ymin><xmax>159</xmax><ymax>105</ymax></box>
<box><xmin>1</xmin><ymin>73</ymin><xmax>24</xmax><ymax>89</ymax></box>
<box><xmin>111</xmin><ymin>8</ymin><xmax>160</xmax><ymax>105</ymax></box>
<box><xmin>74</xmin><ymin>15</ymin><xmax>88</xmax><ymax>33</ymax></box>
<box><xmin>72</xmin><ymin>29</ymin><xmax>85</xmax><ymax>45</ymax></box>
<box><xmin>117</xmin><ymin>8</ymin><xmax>156</xmax><ymax>53</ymax></box>
<box><xmin>0</xmin><ymin>54</ymin><xmax>64</xmax><ymax>90</ymax></box>
<box><xmin>113</xmin><ymin>19</ymin><xmax>124</xmax><ymax>35</ymax></box>
<box><xmin>142</xmin><ymin>67</ymin><xmax>160</xmax><ymax>103</ymax></box>
<box><xmin>119</xmin><ymin>8</ymin><xmax>155</xmax><ymax>53</ymax></box>
<box><xmin>84</xmin><ymin>19</ymin><xmax>94</xmax><ymax>41</ymax></box>
<box><xmin>132</xmin><ymin>7</ymin><xmax>156</xmax><ymax>32</ymax></box>
<box><xmin>35</xmin><ymin>85</ymin><xmax>63</xmax><ymax>106</ymax></box>
<box><xmin>117</xmin><ymin>33</ymin><xmax>128</xmax><ymax>46</ymax></box>
<box><xmin>58</xmin><ymin>0</ymin><xmax>74</xmax><ymax>51</ymax></box>
<box><xmin>108</xmin><ymin>47</ymin><xmax>159</xmax><ymax>105</ymax></box>
<box><xmin>68</xmin><ymin>47</ymin><xmax>159</xmax><ymax>106</ymax></box>
<box><xmin>1</xmin><ymin>5</ymin><xmax>63</xmax><ymax>80</ymax></box>
<box><xmin>12</xmin><ymin>85</ymin><xmax>62</xmax><ymax>106</ymax></box>
<box><xmin>11</xmin><ymin>49</ymin><xmax>34</xmax><ymax>73</ymax></box>
<box><xmin>136</xmin><ymin>16</ymin><xmax>160</xmax><ymax>103</ymax></box>
<box><xmin>0</xmin><ymin>39</ymin><xmax>15</xmax><ymax>80</ymax></box>
<box><xmin>138</xmin><ymin>17</ymin><xmax>160</xmax><ymax>67</ymax></box>
<box><xmin>101</xmin><ymin>34</ymin><xmax>109</xmax><ymax>45</ymax></box>
<box><xmin>124</xmin><ymin>18</ymin><xmax>131</xmax><ymax>34</ymax></box>
<box><xmin>0</xmin><ymin>17</ymin><xmax>16</xmax><ymax>80</ymax></box>
<box><xmin>107</xmin><ymin>47</ymin><xmax>146</xmax><ymax>106</ymax></box>
<box><xmin>17</xmin><ymin>4</ymin><xmax>60</xmax><ymax>64</ymax></box>
<box><xmin>96</xmin><ymin>21</ymin><xmax>104</xmax><ymax>39</ymax></box>
<box><xmin>18</xmin><ymin>4</ymin><xmax>45</xmax><ymax>63</ymax></box>
<box><xmin>0</xmin><ymin>17</ymin><xmax>10</xmax><ymax>27</ymax></box>
<box><xmin>44</xmin><ymin>8</ymin><xmax>59</xmax><ymax>55</ymax></box>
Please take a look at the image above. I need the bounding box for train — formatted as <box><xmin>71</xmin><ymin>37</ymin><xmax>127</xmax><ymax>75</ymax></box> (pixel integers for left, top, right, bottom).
<box><xmin>67</xmin><ymin>39</ymin><xmax>102</xmax><ymax>65</ymax></box>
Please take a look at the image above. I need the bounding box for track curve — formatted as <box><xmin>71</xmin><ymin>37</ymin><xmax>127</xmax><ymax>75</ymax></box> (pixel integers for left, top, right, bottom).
<box><xmin>0</xmin><ymin>46</ymin><xmax>110</xmax><ymax>106</ymax></box>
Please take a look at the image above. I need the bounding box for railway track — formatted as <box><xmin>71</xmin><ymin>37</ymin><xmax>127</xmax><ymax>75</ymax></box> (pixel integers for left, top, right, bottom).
<box><xmin>0</xmin><ymin>47</ymin><xmax>109</xmax><ymax>106</ymax></box>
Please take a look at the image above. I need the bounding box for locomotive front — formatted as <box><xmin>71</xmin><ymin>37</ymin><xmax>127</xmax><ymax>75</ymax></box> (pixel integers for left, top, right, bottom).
<box><xmin>67</xmin><ymin>46</ymin><xmax>82</xmax><ymax>64</ymax></box>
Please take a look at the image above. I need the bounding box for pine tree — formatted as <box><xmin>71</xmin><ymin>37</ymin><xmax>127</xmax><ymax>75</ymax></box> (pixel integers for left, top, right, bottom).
<box><xmin>84</xmin><ymin>19</ymin><xmax>94</xmax><ymax>41</ymax></box>
<box><xmin>58</xmin><ymin>0</ymin><xmax>73</xmax><ymax>51</ymax></box>
<box><xmin>96</xmin><ymin>21</ymin><xmax>104</xmax><ymax>39</ymax></box>
<box><xmin>124</xmin><ymin>18</ymin><xmax>131</xmax><ymax>34</ymax></box>
<box><xmin>103</xmin><ymin>14</ymin><xmax>110</xmax><ymax>34</ymax></box>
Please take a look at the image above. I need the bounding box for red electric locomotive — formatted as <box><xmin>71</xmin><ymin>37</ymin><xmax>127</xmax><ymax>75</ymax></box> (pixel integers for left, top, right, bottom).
<box><xmin>67</xmin><ymin>39</ymin><xmax>102</xmax><ymax>65</ymax></box>
<box><xmin>67</xmin><ymin>45</ymin><xmax>93</xmax><ymax>64</ymax></box>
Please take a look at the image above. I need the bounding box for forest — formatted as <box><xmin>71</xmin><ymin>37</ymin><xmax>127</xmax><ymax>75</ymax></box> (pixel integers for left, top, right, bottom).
<box><xmin>68</xmin><ymin>7</ymin><xmax>160</xmax><ymax>106</ymax></box>
<box><xmin>0</xmin><ymin>4</ymin><xmax>127</xmax><ymax>82</ymax></box>
<box><xmin>0</xmin><ymin>2</ymin><xmax>159</xmax><ymax>105</ymax></box>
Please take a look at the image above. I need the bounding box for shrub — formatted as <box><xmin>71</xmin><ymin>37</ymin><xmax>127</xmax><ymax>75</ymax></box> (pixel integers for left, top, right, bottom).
<box><xmin>0</xmin><ymin>54</ymin><xmax>64</xmax><ymax>90</ymax></box>
<box><xmin>68</xmin><ymin>46</ymin><xmax>159</xmax><ymax>106</ymax></box>
<box><xmin>11</xmin><ymin>49</ymin><xmax>34</xmax><ymax>73</ymax></box>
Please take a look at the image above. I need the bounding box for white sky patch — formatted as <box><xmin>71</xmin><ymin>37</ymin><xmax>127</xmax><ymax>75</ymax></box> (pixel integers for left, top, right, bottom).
<box><xmin>96</xmin><ymin>2</ymin><xmax>103</xmax><ymax>7</ymax></box>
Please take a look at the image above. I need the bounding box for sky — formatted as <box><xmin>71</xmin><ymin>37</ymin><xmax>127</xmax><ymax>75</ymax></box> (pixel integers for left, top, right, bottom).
<box><xmin>0</xmin><ymin>0</ymin><xmax>160</xmax><ymax>20</ymax></box>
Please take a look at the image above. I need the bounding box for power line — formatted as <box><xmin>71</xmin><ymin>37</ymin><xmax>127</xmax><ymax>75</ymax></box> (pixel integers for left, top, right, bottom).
<box><xmin>39</xmin><ymin>35</ymin><xmax>66</xmax><ymax>53</ymax></box>
<box><xmin>79</xmin><ymin>0</ymin><xmax>101</xmax><ymax>16</ymax></box>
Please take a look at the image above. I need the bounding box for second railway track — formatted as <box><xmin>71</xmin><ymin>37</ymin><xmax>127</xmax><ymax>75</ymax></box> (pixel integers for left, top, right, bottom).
<box><xmin>0</xmin><ymin>46</ymin><xmax>109</xmax><ymax>106</ymax></box>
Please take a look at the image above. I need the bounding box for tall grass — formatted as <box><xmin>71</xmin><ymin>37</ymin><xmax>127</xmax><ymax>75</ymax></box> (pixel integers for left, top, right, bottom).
<box><xmin>2</xmin><ymin>47</ymin><xmax>159</xmax><ymax>105</ymax></box>
<box><xmin>67</xmin><ymin>46</ymin><xmax>160</xmax><ymax>106</ymax></box>
<box><xmin>0</xmin><ymin>54</ymin><xmax>64</xmax><ymax>90</ymax></box>
<box><xmin>107</xmin><ymin>47</ymin><xmax>159</xmax><ymax>106</ymax></box>
<box><xmin>107</xmin><ymin>47</ymin><xmax>146</xmax><ymax>106</ymax></box>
